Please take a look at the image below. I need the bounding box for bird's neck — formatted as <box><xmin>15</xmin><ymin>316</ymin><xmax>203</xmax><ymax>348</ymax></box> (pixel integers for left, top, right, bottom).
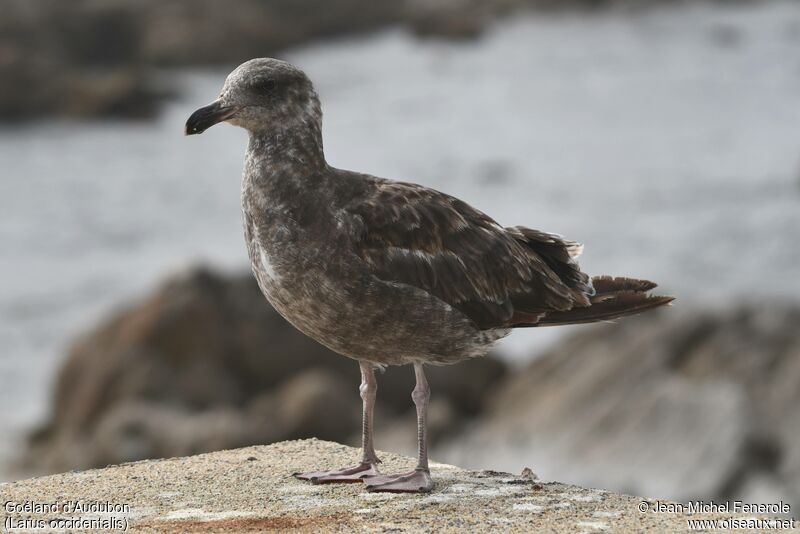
<box><xmin>246</xmin><ymin>123</ymin><xmax>326</xmax><ymax>178</ymax></box>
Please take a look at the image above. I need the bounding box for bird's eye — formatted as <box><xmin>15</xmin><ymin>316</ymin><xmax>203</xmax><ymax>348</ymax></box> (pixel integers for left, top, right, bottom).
<box><xmin>254</xmin><ymin>79</ymin><xmax>276</xmax><ymax>93</ymax></box>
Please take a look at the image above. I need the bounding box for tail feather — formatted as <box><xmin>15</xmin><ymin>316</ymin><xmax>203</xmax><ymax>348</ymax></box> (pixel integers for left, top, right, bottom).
<box><xmin>590</xmin><ymin>275</ymin><xmax>657</xmax><ymax>298</ymax></box>
<box><xmin>518</xmin><ymin>276</ymin><xmax>674</xmax><ymax>328</ymax></box>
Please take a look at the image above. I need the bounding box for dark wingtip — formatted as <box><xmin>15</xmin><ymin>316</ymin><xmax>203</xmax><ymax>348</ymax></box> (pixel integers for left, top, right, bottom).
<box><xmin>525</xmin><ymin>291</ymin><xmax>675</xmax><ymax>328</ymax></box>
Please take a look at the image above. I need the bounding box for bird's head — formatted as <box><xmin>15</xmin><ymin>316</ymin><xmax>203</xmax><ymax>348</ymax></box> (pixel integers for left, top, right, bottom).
<box><xmin>185</xmin><ymin>58</ymin><xmax>321</xmax><ymax>136</ymax></box>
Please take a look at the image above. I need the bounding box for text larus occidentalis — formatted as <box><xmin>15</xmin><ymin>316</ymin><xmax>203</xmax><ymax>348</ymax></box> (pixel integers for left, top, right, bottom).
<box><xmin>185</xmin><ymin>58</ymin><xmax>674</xmax><ymax>493</ymax></box>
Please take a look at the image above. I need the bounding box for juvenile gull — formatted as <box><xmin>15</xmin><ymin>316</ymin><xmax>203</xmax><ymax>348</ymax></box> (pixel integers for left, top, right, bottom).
<box><xmin>186</xmin><ymin>58</ymin><xmax>674</xmax><ymax>493</ymax></box>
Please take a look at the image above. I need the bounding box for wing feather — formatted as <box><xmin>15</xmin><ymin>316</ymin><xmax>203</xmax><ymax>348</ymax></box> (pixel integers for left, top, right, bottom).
<box><xmin>344</xmin><ymin>179</ymin><xmax>592</xmax><ymax>329</ymax></box>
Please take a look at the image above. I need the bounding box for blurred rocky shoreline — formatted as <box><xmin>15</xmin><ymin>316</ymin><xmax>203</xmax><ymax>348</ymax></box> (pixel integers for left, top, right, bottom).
<box><xmin>23</xmin><ymin>267</ymin><xmax>507</xmax><ymax>473</ymax></box>
<box><xmin>0</xmin><ymin>0</ymin><xmax>759</xmax><ymax>120</ymax></box>
<box><xmin>21</xmin><ymin>267</ymin><xmax>800</xmax><ymax>509</ymax></box>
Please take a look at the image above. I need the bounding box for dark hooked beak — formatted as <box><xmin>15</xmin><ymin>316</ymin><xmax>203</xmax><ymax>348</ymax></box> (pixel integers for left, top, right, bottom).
<box><xmin>185</xmin><ymin>100</ymin><xmax>238</xmax><ymax>135</ymax></box>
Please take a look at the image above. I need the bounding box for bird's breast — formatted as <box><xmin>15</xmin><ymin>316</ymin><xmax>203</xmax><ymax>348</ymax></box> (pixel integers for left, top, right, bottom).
<box><xmin>242</xmin><ymin>202</ymin><xmax>330</xmax><ymax>321</ymax></box>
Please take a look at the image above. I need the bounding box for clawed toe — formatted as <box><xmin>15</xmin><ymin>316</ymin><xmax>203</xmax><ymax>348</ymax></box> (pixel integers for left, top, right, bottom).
<box><xmin>364</xmin><ymin>469</ymin><xmax>434</xmax><ymax>493</ymax></box>
<box><xmin>293</xmin><ymin>462</ymin><xmax>381</xmax><ymax>484</ymax></box>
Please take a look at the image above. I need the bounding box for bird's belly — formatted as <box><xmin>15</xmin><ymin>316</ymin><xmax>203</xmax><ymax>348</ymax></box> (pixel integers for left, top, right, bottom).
<box><xmin>249</xmin><ymin>240</ymin><xmax>501</xmax><ymax>366</ymax></box>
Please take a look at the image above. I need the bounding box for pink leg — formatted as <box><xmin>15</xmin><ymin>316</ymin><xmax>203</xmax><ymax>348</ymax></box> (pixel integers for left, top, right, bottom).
<box><xmin>365</xmin><ymin>363</ymin><xmax>434</xmax><ymax>493</ymax></box>
<box><xmin>294</xmin><ymin>361</ymin><xmax>382</xmax><ymax>483</ymax></box>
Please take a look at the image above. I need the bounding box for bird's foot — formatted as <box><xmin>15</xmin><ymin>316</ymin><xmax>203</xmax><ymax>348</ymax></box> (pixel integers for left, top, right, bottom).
<box><xmin>293</xmin><ymin>462</ymin><xmax>381</xmax><ymax>484</ymax></box>
<box><xmin>364</xmin><ymin>468</ymin><xmax>434</xmax><ymax>493</ymax></box>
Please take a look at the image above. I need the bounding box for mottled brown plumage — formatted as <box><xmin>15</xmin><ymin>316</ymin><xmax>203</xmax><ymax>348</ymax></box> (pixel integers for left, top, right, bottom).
<box><xmin>186</xmin><ymin>58</ymin><xmax>674</xmax><ymax>494</ymax></box>
<box><xmin>347</xmin><ymin>179</ymin><xmax>594</xmax><ymax>330</ymax></box>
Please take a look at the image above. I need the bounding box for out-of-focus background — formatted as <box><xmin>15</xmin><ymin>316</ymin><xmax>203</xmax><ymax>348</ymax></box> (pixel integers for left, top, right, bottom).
<box><xmin>1</xmin><ymin>0</ymin><xmax>799</xmax><ymax>508</ymax></box>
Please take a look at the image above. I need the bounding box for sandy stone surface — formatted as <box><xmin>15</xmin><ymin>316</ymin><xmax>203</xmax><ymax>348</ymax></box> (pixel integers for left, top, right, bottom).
<box><xmin>1</xmin><ymin>439</ymin><xmax>791</xmax><ymax>533</ymax></box>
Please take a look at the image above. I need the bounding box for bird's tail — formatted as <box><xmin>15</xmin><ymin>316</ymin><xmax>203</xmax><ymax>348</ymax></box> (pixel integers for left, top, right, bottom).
<box><xmin>530</xmin><ymin>276</ymin><xmax>674</xmax><ymax>327</ymax></box>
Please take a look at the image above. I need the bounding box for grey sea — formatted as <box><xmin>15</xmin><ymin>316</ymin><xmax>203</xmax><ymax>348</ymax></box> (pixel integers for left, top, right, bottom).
<box><xmin>1</xmin><ymin>1</ymin><xmax>799</xmax><ymax>478</ymax></box>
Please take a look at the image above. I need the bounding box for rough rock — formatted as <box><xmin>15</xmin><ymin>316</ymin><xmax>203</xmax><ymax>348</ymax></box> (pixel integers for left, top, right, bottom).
<box><xmin>2</xmin><ymin>439</ymin><xmax>775</xmax><ymax>533</ymax></box>
<box><xmin>442</xmin><ymin>304</ymin><xmax>800</xmax><ymax>508</ymax></box>
<box><xmin>25</xmin><ymin>267</ymin><xmax>507</xmax><ymax>474</ymax></box>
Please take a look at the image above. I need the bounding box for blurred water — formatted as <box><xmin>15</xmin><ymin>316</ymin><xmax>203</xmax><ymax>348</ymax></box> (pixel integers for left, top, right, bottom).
<box><xmin>1</xmin><ymin>2</ymin><xmax>799</xmax><ymax>478</ymax></box>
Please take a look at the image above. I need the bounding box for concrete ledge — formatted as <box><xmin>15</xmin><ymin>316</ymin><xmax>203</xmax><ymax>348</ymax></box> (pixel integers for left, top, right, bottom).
<box><xmin>0</xmin><ymin>439</ymin><xmax>779</xmax><ymax>533</ymax></box>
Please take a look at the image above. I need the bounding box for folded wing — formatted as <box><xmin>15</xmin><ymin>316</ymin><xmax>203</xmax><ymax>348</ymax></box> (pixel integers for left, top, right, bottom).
<box><xmin>343</xmin><ymin>179</ymin><xmax>594</xmax><ymax>329</ymax></box>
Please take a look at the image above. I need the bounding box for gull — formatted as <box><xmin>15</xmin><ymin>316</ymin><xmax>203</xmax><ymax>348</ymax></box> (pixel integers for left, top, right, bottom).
<box><xmin>186</xmin><ymin>58</ymin><xmax>673</xmax><ymax>493</ymax></box>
